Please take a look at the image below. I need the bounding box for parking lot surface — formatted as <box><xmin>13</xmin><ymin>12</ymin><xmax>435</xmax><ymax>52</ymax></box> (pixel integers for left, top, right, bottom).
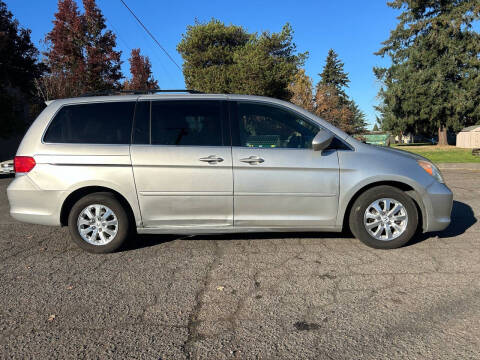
<box><xmin>0</xmin><ymin>170</ymin><xmax>479</xmax><ymax>359</ymax></box>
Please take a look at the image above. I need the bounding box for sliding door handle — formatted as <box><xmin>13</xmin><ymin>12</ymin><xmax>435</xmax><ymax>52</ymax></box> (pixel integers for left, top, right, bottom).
<box><xmin>199</xmin><ymin>155</ymin><xmax>224</xmax><ymax>164</ymax></box>
<box><xmin>240</xmin><ymin>156</ymin><xmax>264</xmax><ymax>165</ymax></box>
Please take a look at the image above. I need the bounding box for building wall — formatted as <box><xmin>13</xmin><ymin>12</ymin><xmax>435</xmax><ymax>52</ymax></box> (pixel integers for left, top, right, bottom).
<box><xmin>457</xmin><ymin>131</ymin><xmax>480</xmax><ymax>149</ymax></box>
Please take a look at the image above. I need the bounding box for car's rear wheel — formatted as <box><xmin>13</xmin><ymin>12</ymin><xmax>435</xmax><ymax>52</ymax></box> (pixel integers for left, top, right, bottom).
<box><xmin>68</xmin><ymin>192</ymin><xmax>129</xmax><ymax>253</ymax></box>
<box><xmin>349</xmin><ymin>185</ymin><xmax>418</xmax><ymax>249</ymax></box>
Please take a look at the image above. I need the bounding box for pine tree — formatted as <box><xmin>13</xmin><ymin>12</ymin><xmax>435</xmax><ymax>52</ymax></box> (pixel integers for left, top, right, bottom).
<box><xmin>177</xmin><ymin>19</ymin><xmax>251</xmax><ymax>94</ymax></box>
<box><xmin>315</xmin><ymin>49</ymin><xmax>359</xmax><ymax>134</ymax></box>
<box><xmin>123</xmin><ymin>48</ymin><xmax>158</xmax><ymax>90</ymax></box>
<box><xmin>372</xmin><ymin>124</ymin><xmax>379</xmax><ymax>132</ymax></box>
<box><xmin>317</xmin><ymin>49</ymin><xmax>349</xmax><ymax>98</ymax></box>
<box><xmin>349</xmin><ymin>100</ymin><xmax>368</xmax><ymax>134</ymax></box>
<box><xmin>177</xmin><ymin>20</ymin><xmax>306</xmax><ymax>100</ymax></box>
<box><xmin>288</xmin><ymin>69</ymin><xmax>314</xmax><ymax>112</ymax></box>
<box><xmin>232</xmin><ymin>23</ymin><xmax>307</xmax><ymax>100</ymax></box>
<box><xmin>375</xmin><ymin>0</ymin><xmax>480</xmax><ymax>146</ymax></box>
<box><xmin>0</xmin><ymin>0</ymin><xmax>44</xmax><ymax>137</ymax></box>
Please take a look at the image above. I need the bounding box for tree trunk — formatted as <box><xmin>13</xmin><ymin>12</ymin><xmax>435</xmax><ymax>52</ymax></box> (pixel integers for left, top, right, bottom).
<box><xmin>438</xmin><ymin>126</ymin><xmax>448</xmax><ymax>146</ymax></box>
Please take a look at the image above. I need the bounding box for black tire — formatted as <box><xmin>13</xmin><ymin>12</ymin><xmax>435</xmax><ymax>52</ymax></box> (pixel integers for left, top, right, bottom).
<box><xmin>349</xmin><ymin>185</ymin><xmax>418</xmax><ymax>249</ymax></box>
<box><xmin>68</xmin><ymin>192</ymin><xmax>130</xmax><ymax>253</ymax></box>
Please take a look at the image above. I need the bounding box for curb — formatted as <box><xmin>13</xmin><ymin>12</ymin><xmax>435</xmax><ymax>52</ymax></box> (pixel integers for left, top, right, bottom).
<box><xmin>437</xmin><ymin>162</ymin><xmax>480</xmax><ymax>171</ymax></box>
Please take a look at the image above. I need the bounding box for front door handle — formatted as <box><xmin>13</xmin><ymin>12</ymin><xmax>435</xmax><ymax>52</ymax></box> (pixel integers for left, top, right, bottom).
<box><xmin>240</xmin><ymin>156</ymin><xmax>265</xmax><ymax>165</ymax></box>
<box><xmin>199</xmin><ymin>155</ymin><xmax>224</xmax><ymax>164</ymax></box>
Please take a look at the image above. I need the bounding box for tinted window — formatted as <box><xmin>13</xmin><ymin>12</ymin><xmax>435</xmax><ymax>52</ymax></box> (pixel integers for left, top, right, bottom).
<box><xmin>44</xmin><ymin>102</ymin><xmax>135</xmax><ymax>144</ymax></box>
<box><xmin>132</xmin><ymin>101</ymin><xmax>150</xmax><ymax>145</ymax></box>
<box><xmin>151</xmin><ymin>101</ymin><xmax>223</xmax><ymax>146</ymax></box>
<box><xmin>326</xmin><ymin>137</ymin><xmax>351</xmax><ymax>150</ymax></box>
<box><xmin>233</xmin><ymin>102</ymin><xmax>319</xmax><ymax>149</ymax></box>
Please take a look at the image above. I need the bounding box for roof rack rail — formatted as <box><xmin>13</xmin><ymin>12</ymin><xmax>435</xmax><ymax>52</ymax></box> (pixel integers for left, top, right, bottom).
<box><xmin>78</xmin><ymin>89</ymin><xmax>203</xmax><ymax>97</ymax></box>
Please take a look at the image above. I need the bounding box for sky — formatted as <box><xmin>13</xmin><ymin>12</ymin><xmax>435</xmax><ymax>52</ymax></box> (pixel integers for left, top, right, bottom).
<box><xmin>6</xmin><ymin>0</ymin><xmax>402</xmax><ymax>129</ymax></box>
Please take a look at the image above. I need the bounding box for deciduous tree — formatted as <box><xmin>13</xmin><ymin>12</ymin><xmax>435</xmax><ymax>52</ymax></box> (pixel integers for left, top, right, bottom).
<box><xmin>287</xmin><ymin>69</ymin><xmax>314</xmax><ymax>112</ymax></box>
<box><xmin>40</xmin><ymin>0</ymin><xmax>122</xmax><ymax>99</ymax></box>
<box><xmin>123</xmin><ymin>48</ymin><xmax>158</xmax><ymax>90</ymax></box>
<box><xmin>315</xmin><ymin>85</ymin><xmax>354</xmax><ymax>134</ymax></box>
<box><xmin>43</xmin><ymin>0</ymin><xmax>85</xmax><ymax>98</ymax></box>
<box><xmin>82</xmin><ymin>0</ymin><xmax>122</xmax><ymax>91</ymax></box>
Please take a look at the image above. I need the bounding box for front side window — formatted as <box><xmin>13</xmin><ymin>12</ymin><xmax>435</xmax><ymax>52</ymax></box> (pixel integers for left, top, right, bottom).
<box><xmin>233</xmin><ymin>102</ymin><xmax>319</xmax><ymax>149</ymax></box>
<box><xmin>43</xmin><ymin>102</ymin><xmax>135</xmax><ymax>144</ymax></box>
<box><xmin>150</xmin><ymin>100</ymin><xmax>223</xmax><ymax>146</ymax></box>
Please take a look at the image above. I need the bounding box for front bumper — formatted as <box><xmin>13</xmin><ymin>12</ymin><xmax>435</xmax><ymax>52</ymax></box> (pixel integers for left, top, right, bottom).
<box><xmin>7</xmin><ymin>174</ymin><xmax>64</xmax><ymax>226</ymax></box>
<box><xmin>422</xmin><ymin>181</ymin><xmax>453</xmax><ymax>232</ymax></box>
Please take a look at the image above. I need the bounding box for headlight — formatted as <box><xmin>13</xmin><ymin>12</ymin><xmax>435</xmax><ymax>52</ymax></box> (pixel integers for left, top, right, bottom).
<box><xmin>417</xmin><ymin>160</ymin><xmax>444</xmax><ymax>183</ymax></box>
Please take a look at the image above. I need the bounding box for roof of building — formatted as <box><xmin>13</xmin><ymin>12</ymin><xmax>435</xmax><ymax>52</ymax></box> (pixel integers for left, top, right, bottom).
<box><xmin>461</xmin><ymin>125</ymin><xmax>480</xmax><ymax>132</ymax></box>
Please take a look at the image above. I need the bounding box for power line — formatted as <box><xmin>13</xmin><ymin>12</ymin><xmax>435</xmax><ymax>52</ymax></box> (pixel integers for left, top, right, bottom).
<box><xmin>119</xmin><ymin>0</ymin><xmax>182</xmax><ymax>72</ymax></box>
<box><xmin>104</xmin><ymin>4</ymin><xmax>176</xmax><ymax>85</ymax></box>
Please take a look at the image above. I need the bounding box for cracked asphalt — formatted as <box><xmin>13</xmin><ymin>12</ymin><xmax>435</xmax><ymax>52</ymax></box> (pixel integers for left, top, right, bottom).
<box><xmin>0</xmin><ymin>169</ymin><xmax>479</xmax><ymax>359</ymax></box>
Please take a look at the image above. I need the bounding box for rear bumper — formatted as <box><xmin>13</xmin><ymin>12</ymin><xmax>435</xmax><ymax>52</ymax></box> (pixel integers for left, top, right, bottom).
<box><xmin>423</xmin><ymin>181</ymin><xmax>453</xmax><ymax>232</ymax></box>
<box><xmin>7</xmin><ymin>175</ymin><xmax>64</xmax><ymax>226</ymax></box>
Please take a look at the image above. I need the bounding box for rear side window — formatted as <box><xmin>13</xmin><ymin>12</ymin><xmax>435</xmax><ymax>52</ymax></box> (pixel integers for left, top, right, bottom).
<box><xmin>150</xmin><ymin>100</ymin><xmax>224</xmax><ymax>146</ymax></box>
<box><xmin>43</xmin><ymin>102</ymin><xmax>135</xmax><ymax>144</ymax></box>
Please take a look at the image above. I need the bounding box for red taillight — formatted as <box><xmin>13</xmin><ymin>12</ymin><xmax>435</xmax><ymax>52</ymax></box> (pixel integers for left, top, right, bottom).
<box><xmin>14</xmin><ymin>156</ymin><xmax>36</xmax><ymax>173</ymax></box>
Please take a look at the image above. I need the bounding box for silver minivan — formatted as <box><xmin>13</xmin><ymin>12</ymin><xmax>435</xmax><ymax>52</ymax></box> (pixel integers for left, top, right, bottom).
<box><xmin>7</xmin><ymin>92</ymin><xmax>453</xmax><ymax>253</ymax></box>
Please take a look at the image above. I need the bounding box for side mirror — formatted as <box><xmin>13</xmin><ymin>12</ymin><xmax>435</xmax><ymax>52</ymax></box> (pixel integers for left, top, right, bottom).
<box><xmin>312</xmin><ymin>129</ymin><xmax>334</xmax><ymax>151</ymax></box>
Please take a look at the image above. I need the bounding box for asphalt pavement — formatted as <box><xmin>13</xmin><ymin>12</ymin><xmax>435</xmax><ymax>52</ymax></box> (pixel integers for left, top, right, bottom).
<box><xmin>0</xmin><ymin>170</ymin><xmax>479</xmax><ymax>359</ymax></box>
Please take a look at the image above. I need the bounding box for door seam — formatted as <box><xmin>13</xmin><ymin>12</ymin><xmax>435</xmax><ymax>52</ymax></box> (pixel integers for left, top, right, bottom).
<box><xmin>129</xmin><ymin>145</ymin><xmax>144</xmax><ymax>228</ymax></box>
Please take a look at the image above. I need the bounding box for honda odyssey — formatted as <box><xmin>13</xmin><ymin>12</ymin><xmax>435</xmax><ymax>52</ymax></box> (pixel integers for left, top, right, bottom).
<box><xmin>7</xmin><ymin>91</ymin><xmax>453</xmax><ymax>253</ymax></box>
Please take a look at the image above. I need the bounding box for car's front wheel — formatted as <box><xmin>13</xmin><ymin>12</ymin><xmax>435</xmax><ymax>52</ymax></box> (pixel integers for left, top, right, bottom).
<box><xmin>349</xmin><ymin>185</ymin><xmax>418</xmax><ymax>249</ymax></box>
<box><xmin>68</xmin><ymin>192</ymin><xmax>129</xmax><ymax>253</ymax></box>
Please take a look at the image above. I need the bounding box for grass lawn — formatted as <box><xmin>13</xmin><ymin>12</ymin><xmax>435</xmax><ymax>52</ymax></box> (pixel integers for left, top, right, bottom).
<box><xmin>392</xmin><ymin>145</ymin><xmax>480</xmax><ymax>163</ymax></box>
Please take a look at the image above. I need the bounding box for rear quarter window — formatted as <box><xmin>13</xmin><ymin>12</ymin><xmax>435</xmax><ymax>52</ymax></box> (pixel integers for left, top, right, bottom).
<box><xmin>43</xmin><ymin>102</ymin><xmax>135</xmax><ymax>144</ymax></box>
